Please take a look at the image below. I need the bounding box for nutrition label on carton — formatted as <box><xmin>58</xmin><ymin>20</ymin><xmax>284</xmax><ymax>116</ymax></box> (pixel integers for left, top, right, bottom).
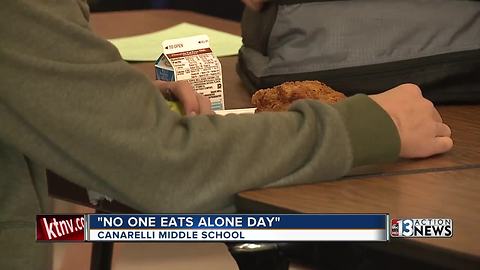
<box><xmin>155</xmin><ymin>35</ymin><xmax>224</xmax><ymax>110</ymax></box>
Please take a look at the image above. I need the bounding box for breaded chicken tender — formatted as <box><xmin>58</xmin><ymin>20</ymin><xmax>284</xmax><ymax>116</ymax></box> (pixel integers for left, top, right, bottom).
<box><xmin>251</xmin><ymin>81</ymin><xmax>346</xmax><ymax>112</ymax></box>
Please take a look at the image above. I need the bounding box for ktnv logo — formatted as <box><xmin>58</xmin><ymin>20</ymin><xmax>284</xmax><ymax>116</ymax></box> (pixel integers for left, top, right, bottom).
<box><xmin>391</xmin><ymin>218</ymin><xmax>453</xmax><ymax>237</ymax></box>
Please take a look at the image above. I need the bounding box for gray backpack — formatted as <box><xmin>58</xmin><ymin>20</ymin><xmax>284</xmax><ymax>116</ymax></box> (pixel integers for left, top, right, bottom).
<box><xmin>237</xmin><ymin>0</ymin><xmax>480</xmax><ymax>104</ymax></box>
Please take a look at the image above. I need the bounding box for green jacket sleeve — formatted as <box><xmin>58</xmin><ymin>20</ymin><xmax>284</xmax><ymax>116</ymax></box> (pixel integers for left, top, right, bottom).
<box><xmin>0</xmin><ymin>0</ymin><xmax>400</xmax><ymax>213</ymax></box>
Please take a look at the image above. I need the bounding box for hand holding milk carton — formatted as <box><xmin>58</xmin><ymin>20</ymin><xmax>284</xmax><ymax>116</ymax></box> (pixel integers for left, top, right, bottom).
<box><xmin>155</xmin><ymin>35</ymin><xmax>225</xmax><ymax>111</ymax></box>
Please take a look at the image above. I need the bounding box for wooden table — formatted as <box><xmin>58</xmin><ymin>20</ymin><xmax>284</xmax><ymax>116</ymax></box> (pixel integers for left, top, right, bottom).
<box><xmin>48</xmin><ymin>9</ymin><xmax>480</xmax><ymax>270</ymax></box>
<box><xmin>237</xmin><ymin>168</ymin><xmax>480</xmax><ymax>269</ymax></box>
<box><xmin>90</xmin><ymin>10</ymin><xmax>480</xmax><ymax>176</ymax></box>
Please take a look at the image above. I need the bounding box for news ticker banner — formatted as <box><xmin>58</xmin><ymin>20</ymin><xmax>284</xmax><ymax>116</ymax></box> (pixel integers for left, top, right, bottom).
<box><xmin>36</xmin><ymin>214</ymin><xmax>453</xmax><ymax>242</ymax></box>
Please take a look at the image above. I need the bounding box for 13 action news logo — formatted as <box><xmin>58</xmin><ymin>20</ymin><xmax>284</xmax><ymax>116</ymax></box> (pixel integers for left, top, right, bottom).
<box><xmin>391</xmin><ymin>218</ymin><xmax>452</xmax><ymax>238</ymax></box>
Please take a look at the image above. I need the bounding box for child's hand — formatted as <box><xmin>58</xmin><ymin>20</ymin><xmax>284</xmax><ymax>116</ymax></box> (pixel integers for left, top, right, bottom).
<box><xmin>154</xmin><ymin>80</ymin><xmax>213</xmax><ymax>116</ymax></box>
<box><xmin>369</xmin><ymin>84</ymin><xmax>453</xmax><ymax>158</ymax></box>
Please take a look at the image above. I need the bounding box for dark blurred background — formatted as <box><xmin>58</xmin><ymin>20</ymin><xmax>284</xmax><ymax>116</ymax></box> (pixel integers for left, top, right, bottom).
<box><xmin>87</xmin><ymin>0</ymin><xmax>245</xmax><ymax>21</ymax></box>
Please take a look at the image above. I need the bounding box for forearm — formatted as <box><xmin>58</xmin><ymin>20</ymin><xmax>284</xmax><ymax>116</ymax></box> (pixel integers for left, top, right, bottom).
<box><xmin>0</xmin><ymin>91</ymin><xmax>398</xmax><ymax>213</ymax></box>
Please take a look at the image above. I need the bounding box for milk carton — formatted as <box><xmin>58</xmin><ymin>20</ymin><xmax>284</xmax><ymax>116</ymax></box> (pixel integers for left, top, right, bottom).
<box><xmin>155</xmin><ymin>35</ymin><xmax>224</xmax><ymax>111</ymax></box>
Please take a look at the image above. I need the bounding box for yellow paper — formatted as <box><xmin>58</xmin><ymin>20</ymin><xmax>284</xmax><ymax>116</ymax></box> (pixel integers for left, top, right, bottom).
<box><xmin>108</xmin><ymin>22</ymin><xmax>242</xmax><ymax>61</ymax></box>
